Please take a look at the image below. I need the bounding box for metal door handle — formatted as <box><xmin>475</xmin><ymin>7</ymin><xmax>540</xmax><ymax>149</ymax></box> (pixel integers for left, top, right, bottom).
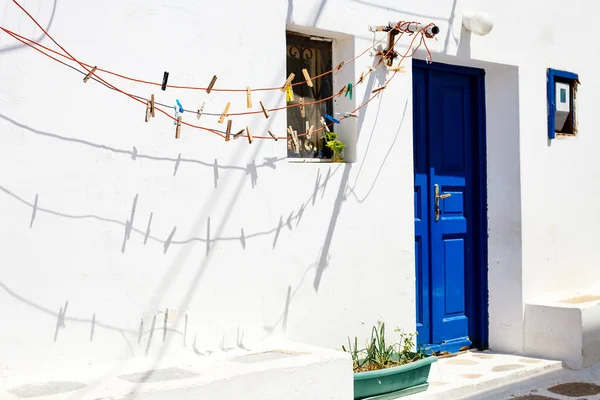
<box><xmin>434</xmin><ymin>184</ymin><xmax>452</xmax><ymax>221</ymax></box>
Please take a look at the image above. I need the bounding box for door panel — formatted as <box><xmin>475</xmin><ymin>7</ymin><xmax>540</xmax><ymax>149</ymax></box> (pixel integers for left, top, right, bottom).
<box><xmin>413</xmin><ymin>62</ymin><xmax>483</xmax><ymax>350</ymax></box>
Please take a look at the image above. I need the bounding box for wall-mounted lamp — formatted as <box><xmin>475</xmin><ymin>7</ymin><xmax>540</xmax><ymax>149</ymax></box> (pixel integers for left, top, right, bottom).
<box><xmin>462</xmin><ymin>12</ymin><xmax>494</xmax><ymax>36</ymax></box>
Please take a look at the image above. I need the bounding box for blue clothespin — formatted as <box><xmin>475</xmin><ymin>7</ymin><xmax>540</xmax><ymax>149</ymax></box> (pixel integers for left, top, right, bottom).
<box><xmin>325</xmin><ymin>113</ymin><xmax>340</xmax><ymax>124</ymax></box>
<box><xmin>176</xmin><ymin>99</ymin><xmax>184</xmax><ymax>113</ymax></box>
<box><xmin>174</xmin><ymin>100</ymin><xmax>184</xmax><ymax>125</ymax></box>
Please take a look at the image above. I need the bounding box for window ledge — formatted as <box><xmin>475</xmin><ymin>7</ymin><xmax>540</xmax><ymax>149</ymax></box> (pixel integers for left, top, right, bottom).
<box><xmin>288</xmin><ymin>158</ymin><xmax>336</xmax><ymax>163</ymax></box>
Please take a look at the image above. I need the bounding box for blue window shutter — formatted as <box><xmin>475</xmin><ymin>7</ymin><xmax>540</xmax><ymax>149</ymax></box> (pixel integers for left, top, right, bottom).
<box><xmin>547</xmin><ymin>68</ymin><xmax>556</xmax><ymax>139</ymax></box>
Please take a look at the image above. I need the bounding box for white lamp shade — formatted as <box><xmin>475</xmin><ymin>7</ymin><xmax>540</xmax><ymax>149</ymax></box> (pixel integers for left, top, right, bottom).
<box><xmin>462</xmin><ymin>12</ymin><xmax>494</xmax><ymax>36</ymax></box>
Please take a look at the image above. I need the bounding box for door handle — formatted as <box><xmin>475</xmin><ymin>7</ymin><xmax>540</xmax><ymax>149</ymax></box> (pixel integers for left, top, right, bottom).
<box><xmin>434</xmin><ymin>184</ymin><xmax>452</xmax><ymax>221</ymax></box>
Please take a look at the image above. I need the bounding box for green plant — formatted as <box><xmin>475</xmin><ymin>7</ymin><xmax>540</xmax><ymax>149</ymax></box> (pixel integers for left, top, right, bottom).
<box><xmin>324</xmin><ymin>131</ymin><xmax>345</xmax><ymax>162</ymax></box>
<box><xmin>342</xmin><ymin>321</ymin><xmax>427</xmax><ymax>372</ymax></box>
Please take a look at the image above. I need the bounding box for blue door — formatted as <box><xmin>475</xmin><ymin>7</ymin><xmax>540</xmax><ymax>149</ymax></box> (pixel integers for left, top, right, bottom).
<box><xmin>413</xmin><ymin>60</ymin><xmax>487</xmax><ymax>353</ymax></box>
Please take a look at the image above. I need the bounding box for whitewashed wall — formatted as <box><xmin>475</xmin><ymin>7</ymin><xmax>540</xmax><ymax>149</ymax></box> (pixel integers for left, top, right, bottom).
<box><xmin>0</xmin><ymin>0</ymin><xmax>597</xmax><ymax>378</ymax></box>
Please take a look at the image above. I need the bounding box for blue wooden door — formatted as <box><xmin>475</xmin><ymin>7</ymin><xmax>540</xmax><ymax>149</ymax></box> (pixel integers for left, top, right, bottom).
<box><xmin>413</xmin><ymin>60</ymin><xmax>486</xmax><ymax>352</ymax></box>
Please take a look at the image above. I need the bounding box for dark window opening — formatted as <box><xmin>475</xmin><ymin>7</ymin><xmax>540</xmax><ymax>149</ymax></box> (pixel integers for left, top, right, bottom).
<box><xmin>286</xmin><ymin>32</ymin><xmax>333</xmax><ymax>159</ymax></box>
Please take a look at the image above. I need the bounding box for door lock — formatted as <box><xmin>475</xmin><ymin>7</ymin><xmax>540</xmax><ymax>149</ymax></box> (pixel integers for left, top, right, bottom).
<box><xmin>434</xmin><ymin>184</ymin><xmax>452</xmax><ymax>221</ymax></box>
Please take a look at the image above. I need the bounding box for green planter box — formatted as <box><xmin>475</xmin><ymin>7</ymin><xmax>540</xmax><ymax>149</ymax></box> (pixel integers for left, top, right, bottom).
<box><xmin>353</xmin><ymin>356</ymin><xmax>437</xmax><ymax>399</ymax></box>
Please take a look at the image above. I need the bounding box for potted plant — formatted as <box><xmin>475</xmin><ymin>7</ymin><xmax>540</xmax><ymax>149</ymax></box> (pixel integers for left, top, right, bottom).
<box><xmin>324</xmin><ymin>131</ymin><xmax>345</xmax><ymax>162</ymax></box>
<box><xmin>342</xmin><ymin>322</ymin><xmax>437</xmax><ymax>399</ymax></box>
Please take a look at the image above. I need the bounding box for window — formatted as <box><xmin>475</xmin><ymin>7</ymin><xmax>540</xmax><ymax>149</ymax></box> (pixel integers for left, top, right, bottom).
<box><xmin>286</xmin><ymin>32</ymin><xmax>334</xmax><ymax>159</ymax></box>
<box><xmin>547</xmin><ymin>68</ymin><xmax>579</xmax><ymax>139</ymax></box>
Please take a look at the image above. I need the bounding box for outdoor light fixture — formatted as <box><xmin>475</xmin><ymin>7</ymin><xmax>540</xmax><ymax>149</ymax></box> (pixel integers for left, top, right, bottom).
<box><xmin>462</xmin><ymin>12</ymin><xmax>494</xmax><ymax>36</ymax></box>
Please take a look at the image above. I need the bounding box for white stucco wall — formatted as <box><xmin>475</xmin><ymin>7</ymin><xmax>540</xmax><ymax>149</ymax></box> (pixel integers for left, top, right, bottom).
<box><xmin>1</xmin><ymin>0</ymin><xmax>598</xmax><ymax>379</ymax></box>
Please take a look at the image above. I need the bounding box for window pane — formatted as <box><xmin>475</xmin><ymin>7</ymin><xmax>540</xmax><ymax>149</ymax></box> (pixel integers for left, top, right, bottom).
<box><xmin>286</xmin><ymin>33</ymin><xmax>333</xmax><ymax>158</ymax></box>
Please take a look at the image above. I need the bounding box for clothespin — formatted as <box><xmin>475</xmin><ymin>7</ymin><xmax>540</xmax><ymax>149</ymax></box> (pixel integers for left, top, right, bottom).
<box><xmin>344</xmin><ymin>111</ymin><xmax>359</xmax><ymax>118</ymax></box>
<box><xmin>305</xmin><ymin>121</ymin><xmax>314</xmax><ymax>140</ymax></box>
<box><xmin>286</xmin><ymin>85</ymin><xmax>294</xmax><ymax>102</ymax></box>
<box><xmin>281</xmin><ymin>73</ymin><xmax>295</xmax><ymax>91</ymax></box>
<box><xmin>246</xmin><ymin>126</ymin><xmax>253</xmax><ymax>144</ymax></box>
<box><xmin>300</xmin><ymin>97</ymin><xmax>305</xmax><ymax>118</ymax></box>
<box><xmin>161</xmin><ymin>71</ymin><xmax>169</xmax><ymax>91</ymax></box>
<box><xmin>372</xmin><ymin>85</ymin><xmax>387</xmax><ymax>94</ymax></box>
<box><xmin>246</xmin><ymin>87</ymin><xmax>252</xmax><ymax>109</ymax></box>
<box><xmin>337</xmin><ymin>86</ymin><xmax>347</xmax><ymax>96</ymax></box>
<box><xmin>145</xmin><ymin>101</ymin><xmax>151</xmax><ymax>122</ymax></box>
<box><xmin>268</xmin><ymin>129</ymin><xmax>278</xmax><ymax>141</ymax></box>
<box><xmin>197</xmin><ymin>101</ymin><xmax>206</xmax><ymax>120</ymax></box>
<box><xmin>83</xmin><ymin>66</ymin><xmax>97</xmax><ymax>83</ymax></box>
<box><xmin>260</xmin><ymin>101</ymin><xmax>269</xmax><ymax>119</ymax></box>
<box><xmin>206</xmin><ymin>75</ymin><xmax>217</xmax><ymax>93</ymax></box>
<box><xmin>225</xmin><ymin>119</ymin><xmax>232</xmax><ymax>142</ymax></box>
<box><xmin>150</xmin><ymin>94</ymin><xmax>155</xmax><ymax>117</ymax></box>
<box><xmin>388</xmin><ymin>65</ymin><xmax>405</xmax><ymax>73</ymax></box>
<box><xmin>173</xmin><ymin>104</ymin><xmax>179</xmax><ymax>125</ymax></box>
<box><xmin>325</xmin><ymin>114</ymin><xmax>340</xmax><ymax>124</ymax></box>
<box><xmin>302</xmin><ymin>68</ymin><xmax>313</xmax><ymax>87</ymax></box>
<box><xmin>292</xmin><ymin>130</ymin><xmax>300</xmax><ymax>154</ymax></box>
<box><xmin>345</xmin><ymin>83</ymin><xmax>353</xmax><ymax>100</ymax></box>
<box><xmin>233</xmin><ymin>129</ymin><xmax>245</xmax><ymax>139</ymax></box>
<box><xmin>334</xmin><ymin>61</ymin><xmax>345</xmax><ymax>74</ymax></box>
<box><xmin>175</xmin><ymin>116</ymin><xmax>182</xmax><ymax>138</ymax></box>
<box><xmin>357</xmin><ymin>71</ymin><xmax>365</xmax><ymax>85</ymax></box>
<box><xmin>320</xmin><ymin>117</ymin><xmax>330</xmax><ymax>133</ymax></box>
<box><xmin>175</xmin><ymin>99</ymin><xmax>184</xmax><ymax>113</ymax></box>
<box><xmin>218</xmin><ymin>102</ymin><xmax>231</xmax><ymax>124</ymax></box>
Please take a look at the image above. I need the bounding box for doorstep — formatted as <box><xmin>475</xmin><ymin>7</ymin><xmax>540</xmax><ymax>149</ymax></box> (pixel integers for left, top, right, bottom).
<box><xmin>405</xmin><ymin>350</ymin><xmax>562</xmax><ymax>400</ymax></box>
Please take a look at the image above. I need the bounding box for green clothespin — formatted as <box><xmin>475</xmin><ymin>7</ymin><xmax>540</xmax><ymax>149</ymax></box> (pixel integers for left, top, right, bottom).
<box><xmin>345</xmin><ymin>83</ymin><xmax>353</xmax><ymax>100</ymax></box>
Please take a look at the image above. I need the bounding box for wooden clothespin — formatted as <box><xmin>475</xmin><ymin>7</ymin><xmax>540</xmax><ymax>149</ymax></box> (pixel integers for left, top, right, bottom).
<box><xmin>388</xmin><ymin>65</ymin><xmax>405</xmax><ymax>73</ymax></box>
<box><xmin>175</xmin><ymin>116</ymin><xmax>182</xmax><ymax>138</ymax></box>
<box><xmin>233</xmin><ymin>129</ymin><xmax>245</xmax><ymax>139</ymax></box>
<box><xmin>225</xmin><ymin>119</ymin><xmax>232</xmax><ymax>142</ymax></box>
<box><xmin>281</xmin><ymin>73</ymin><xmax>295</xmax><ymax>91</ymax></box>
<box><xmin>145</xmin><ymin>101</ymin><xmax>151</xmax><ymax>122</ymax></box>
<box><xmin>320</xmin><ymin>117</ymin><xmax>330</xmax><ymax>133</ymax></box>
<box><xmin>357</xmin><ymin>71</ymin><xmax>366</xmax><ymax>85</ymax></box>
<box><xmin>300</xmin><ymin>97</ymin><xmax>305</xmax><ymax>118</ymax></box>
<box><xmin>306</xmin><ymin>121</ymin><xmax>314</xmax><ymax>140</ymax></box>
<box><xmin>197</xmin><ymin>101</ymin><xmax>206</xmax><ymax>120</ymax></box>
<box><xmin>206</xmin><ymin>75</ymin><xmax>217</xmax><ymax>94</ymax></box>
<box><xmin>246</xmin><ymin>87</ymin><xmax>252</xmax><ymax>109</ymax></box>
<box><xmin>334</xmin><ymin>61</ymin><xmax>345</xmax><ymax>74</ymax></box>
<box><xmin>150</xmin><ymin>94</ymin><xmax>155</xmax><ymax>117</ymax></box>
<box><xmin>246</xmin><ymin>126</ymin><xmax>253</xmax><ymax>144</ymax></box>
<box><xmin>337</xmin><ymin>86</ymin><xmax>348</xmax><ymax>96</ymax></box>
<box><xmin>372</xmin><ymin>85</ymin><xmax>387</xmax><ymax>94</ymax></box>
<box><xmin>292</xmin><ymin>130</ymin><xmax>300</xmax><ymax>154</ymax></box>
<box><xmin>268</xmin><ymin>129</ymin><xmax>278</xmax><ymax>141</ymax></box>
<box><xmin>302</xmin><ymin>68</ymin><xmax>313</xmax><ymax>87</ymax></box>
<box><xmin>83</xmin><ymin>66</ymin><xmax>97</xmax><ymax>83</ymax></box>
<box><xmin>218</xmin><ymin>102</ymin><xmax>231</xmax><ymax>123</ymax></box>
<box><xmin>260</xmin><ymin>101</ymin><xmax>269</xmax><ymax>119</ymax></box>
<box><xmin>161</xmin><ymin>71</ymin><xmax>169</xmax><ymax>91</ymax></box>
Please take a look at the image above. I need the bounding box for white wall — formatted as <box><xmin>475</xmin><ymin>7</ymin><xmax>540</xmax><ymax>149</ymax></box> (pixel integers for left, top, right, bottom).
<box><xmin>1</xmin><ymin>0</ymin><xmax>598</xmax><ymax>378</ymax></box>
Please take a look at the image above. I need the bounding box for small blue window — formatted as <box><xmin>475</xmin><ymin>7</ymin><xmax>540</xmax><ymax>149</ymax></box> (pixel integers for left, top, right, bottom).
<box><xmin>547</xmin><ymin>68</ymin><xmax>579</xmax><ymax>139</ymax></box>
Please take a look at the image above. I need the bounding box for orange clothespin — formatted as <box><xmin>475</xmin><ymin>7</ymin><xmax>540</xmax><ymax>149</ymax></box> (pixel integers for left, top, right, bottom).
<box><xmin>281</xmin><ymin>73</ymin><xmax>295</xmax><ymax>91</ymax></box>
<box><xmin>246</xmin><ymin>126</ymin><xmax>253</xmax><ymax>144</ymax></box>
<box><xmin>83</xmin><ymin>66</ymin><xmax>97</xmax><ymax>83</ymax></box>
<box><xmin>206</xmin><ymin>75</ymin><xmax>218</xmax><ymax>94</ymax></box>
<box><xmin>225</xmin><ymin>119</ymin><xmax>232</xmax><ymax>142</ymax></box>
<box><xmin>246</xmin><ymin>87</ymin><xmax>252</xmax><ymax>109</ymax></box>
<box><xmin>372</xmin><ymin>85</ymin><xmax>387</xmax><ymax>94</ymax></box>
<box><xmin>175</xmin><ymin>116</ymin><xmax>182</xmax><ymax>138</ymax></box>
<box><xmin>300</xmin><ymin>97</ymin><xmax>305</xmax><ymax>118</ymax></box>
<box><xmin>268</xmin><ymin>129</ymin><xmax>278</xmax><ymax>141</ymax></box>
<box><xmin>302</xmin><ymin>68</ymin><xmax>313</xmax><ymax>87</ymax></box>
<box><xmin>218</xmin><ymin>102</ymin><xmax>231</xmax><ymax>123</ymax></box>
<box><xmin>260</xmin><ymin>100</ymin><xmax>269</xmax><ymax>119</ymax></box>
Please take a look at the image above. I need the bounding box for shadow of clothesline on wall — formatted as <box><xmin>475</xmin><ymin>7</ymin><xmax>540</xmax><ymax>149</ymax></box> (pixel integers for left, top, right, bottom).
<box><xmin>0</xmin><ymin>0</ymin><xmax>58</xmax><ymax>54</ymax></box>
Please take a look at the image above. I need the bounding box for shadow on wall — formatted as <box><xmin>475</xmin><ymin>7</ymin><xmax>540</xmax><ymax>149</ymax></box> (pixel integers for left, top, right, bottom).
<box><xmin>0</xmin><ymin>0</ymin><xmax>58</xmax><ymax>54</ymax></box>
